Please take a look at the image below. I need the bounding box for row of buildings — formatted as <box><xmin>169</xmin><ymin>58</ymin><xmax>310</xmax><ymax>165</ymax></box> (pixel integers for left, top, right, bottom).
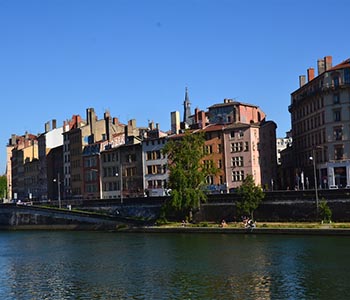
<box><xmin>5</xmin><ymin>89</ymin><xmax>277</xmax><ymax>202</ymax></box>
<box><xmin>5</xmin><ymin>55</ymin><xmax>350</xmax><ymax>202</ymax></box>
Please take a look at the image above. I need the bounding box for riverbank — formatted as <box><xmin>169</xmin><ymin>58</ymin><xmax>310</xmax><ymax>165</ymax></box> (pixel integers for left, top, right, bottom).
<box><xmin>3</xmin><ymin>220</ymin><xmax>350</xmax><ymax>235</ymax></box>
<box><xmin>123</xmin><ymin>221</ymin><xmax>350</xmax><ymax>235</ymax></box>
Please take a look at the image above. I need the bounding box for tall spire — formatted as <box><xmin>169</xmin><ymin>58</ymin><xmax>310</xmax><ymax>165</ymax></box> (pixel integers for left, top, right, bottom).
<box><xmin>183</xmin><ymin>87</ymin><xmax>191</xmax><ymax>124</ymax></box>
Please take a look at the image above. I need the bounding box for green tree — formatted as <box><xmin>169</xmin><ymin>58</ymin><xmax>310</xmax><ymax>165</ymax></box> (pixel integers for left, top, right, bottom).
<box><xmin>161</xmin><ymin>130</ymin><xmax>217</xmax><ymax>221</ymax></box>
<box><xmin>236</xmin><ymin>174</ymin><xmax>264</xmax><ymax>219</ymax></box>
<box><xmin>0</xmin><ymin>175</ymin><xmax>7</xmax><ymax>199</ymax></box>
<box><xmin>319</xmin><ymin>198</ymin><xmax>332</xmax><ymax>223</ymax></box>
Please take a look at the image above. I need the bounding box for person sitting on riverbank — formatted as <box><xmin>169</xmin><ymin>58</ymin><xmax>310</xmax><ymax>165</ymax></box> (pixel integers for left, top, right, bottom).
<box><xmin>242</xmin><ymin>217</ymin><xmax>256</xmax><ymax>229</ymax></box>
<box><xmin>242</xmin><ymin>216</ymin><xmax>249</xmax><ymax>227</ymax></box>
<box><xmin>246</xmin><ymin>218</ymin><xmax>256</xmax><ymax>229</ymax></box>
<box><xmin>220</xmin><ymin>219</ymin><xmax>227</xmax><ymax>228</ymax></box>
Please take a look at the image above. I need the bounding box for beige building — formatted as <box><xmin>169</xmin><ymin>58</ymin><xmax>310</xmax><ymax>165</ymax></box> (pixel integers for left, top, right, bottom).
<box><xmin>289</xmin><ymin>56</ymin><xmax>350</xmax><ymax>188</ymax></box>
<box><xmin>177</xmin><ymin>98</ymin><xmax>277</xmax><ymax>191</ymax></box>
<box><xmin>208</xmin><ymin>99</ymin><xmax>277</xmax><ymax>190</ymax></box>
<box><xmin>8</xmin><ymin>133</ymin><xmax>38</xmax><ymax>200</ymax></box>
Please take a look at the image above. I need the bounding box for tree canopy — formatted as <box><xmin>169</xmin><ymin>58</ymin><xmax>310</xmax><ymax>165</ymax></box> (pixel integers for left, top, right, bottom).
<box><xmin>161</xmin><ymin>130</ymin><xmax>217</xmax><ymax>221</ymax></box>
<box><xmin>236</xmin><ymin>174</ymin><xmax>264</xmax><ymax>219</ymax></box>
<box><xmin>0</xmin><ymin>175</ymin><xmax>7</xmax><ymax>199</ymax></box>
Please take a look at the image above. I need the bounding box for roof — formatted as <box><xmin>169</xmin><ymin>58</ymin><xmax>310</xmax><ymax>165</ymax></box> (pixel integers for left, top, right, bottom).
<box><xmin>208</xmin><ymin>100</ymin><xmax>259</xmax><ymax>109</ymax></box>
<box><xmin>201</xmin><ymin>124</ymin><xmax>225</xmax><ymax>132</ymax></box>
<box><xmin>293</xmin><ymin>57</ymin><xmax>350</xmax><ymax>94</ymax></box>
<box><xmin>327</xmin><ymin>58</ymin><xmax>350</xmax><ymax>72</ymax></box>
<box><xmin>224</xmin><ymin>122</ymin><xmax>260</xmax><ymax>130</ymax></box>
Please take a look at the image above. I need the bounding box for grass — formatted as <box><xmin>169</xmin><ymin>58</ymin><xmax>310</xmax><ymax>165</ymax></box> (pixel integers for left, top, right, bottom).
<box><xmin>157</xmin><ymin>221</ymin><xmax>350</xmax><ymax>229</ymax></box>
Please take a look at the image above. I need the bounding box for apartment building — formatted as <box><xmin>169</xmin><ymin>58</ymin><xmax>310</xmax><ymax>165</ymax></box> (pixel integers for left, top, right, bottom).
<box><xmin>37</xmin><ymin>119</ymin><xmax>66</xmax><ymax>201</ymax></box>
<box><xmin>119</xmin><ymin>143</ymin><xmax>144</xmax><ymax>198</ymax></box>
<box><xmin>142</xmin><ymin>123</ymin><xmax>168</xmax><ymax>197</ymax></box>
<box><xmin>47</xmin><ymin>145</ymin><xmax>63</xmax><ymax>201</ymax></box>
<box><xmin>62</xmin><ymin>108</ymin><xmax>125</xmax><ymax>199</ymax></box>
<box><xmin>223</xmin><ymin>123</ymin><xmax>261</xmax><ymax>190</ymax></box>
<box><xmin>207</xmin><ymin>99</ymin><xmax>277</xmax><ymax>190</ymax></box>
<box><xmin>8</xmin><ymin>133</ymin><xmax>38</xmax><ymax>200</ymax></box>
<box><xmin>289</xmin><ymin>56</ymin><xmax>350</xmax><ymax>188</ymax></box>
<box><xmin>201</xmin><ymin>124</ymin><xmax>226</xmax><ymax>193</ymax></box>
<box><xmin>259</xmin><ymin>121</ymin><xmax>278</xmax><ymax>190</ymax></box>
<box><xmin>82</xmin><ymin>133</ymin><xmax>125</xmax><ymax>200</ymax></box>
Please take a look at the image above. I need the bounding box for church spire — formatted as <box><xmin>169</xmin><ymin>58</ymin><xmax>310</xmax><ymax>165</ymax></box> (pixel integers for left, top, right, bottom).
<box><xmin>183</xmin><ymin>87</ymin><xmax>191</xmax><ymax>124</ymax></box>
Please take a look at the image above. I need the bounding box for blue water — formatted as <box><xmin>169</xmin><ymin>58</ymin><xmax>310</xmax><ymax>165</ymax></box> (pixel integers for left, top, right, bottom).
<box><xmin>0</xmin><ymin>231</ymin><xmax>349</xmax><ymax>299</ymax></box>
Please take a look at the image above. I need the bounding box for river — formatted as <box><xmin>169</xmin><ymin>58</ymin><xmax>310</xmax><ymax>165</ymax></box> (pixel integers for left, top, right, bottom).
<box><xmin>0</xmin><ymin>231</ymin><xmax>349</xmax><ymax>299</ymax></box>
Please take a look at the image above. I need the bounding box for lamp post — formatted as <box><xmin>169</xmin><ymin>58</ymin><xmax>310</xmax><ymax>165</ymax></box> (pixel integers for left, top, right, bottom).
<box><xmin>116</xmin><ymin>164</ymin><xmax>123</xmax><ymax>204</ymax></box>
<box><xmin>53</xmin><ymin>173</ymin><xmax>61</xmax><ymax>209</ymax></box>
<box><xmin>309</xmin><ymin>151</ymin><xmax>319</xmax><ymax>216</ymax></box>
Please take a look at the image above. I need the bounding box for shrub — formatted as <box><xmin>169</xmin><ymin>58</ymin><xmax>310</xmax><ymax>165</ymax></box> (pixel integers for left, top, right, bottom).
<box><xmin>319</xmin><ymin>198</ymin><xmax>332</xmax><ymax>223</ymax></box>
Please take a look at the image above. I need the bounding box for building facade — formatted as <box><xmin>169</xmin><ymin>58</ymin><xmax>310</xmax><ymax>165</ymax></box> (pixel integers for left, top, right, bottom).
<box><xmin>289</xmin><ymin>56</ymin><xmax>350</xmax><ymax>189</ymax></box>
<box><xmin>9</xmin><ymin>133</ymin><xmax>38</xmax><ymax>201</ymax></box>
<box><xmin>142</xmin><ymin>122</ymin><xmax>168</xmax><ymax>197</ymax></box>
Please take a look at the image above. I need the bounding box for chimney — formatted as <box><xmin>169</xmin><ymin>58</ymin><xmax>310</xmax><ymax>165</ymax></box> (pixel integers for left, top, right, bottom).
<box><xmin>317</xmin><ymin>59</ymin><xmax>325</xmax><ymax>74</ymax></box>
<box><xmin>52</xmin><ymin>119</ymin><xmax>57</xmax><ymax>129</ymax></box>
<box><xmin>45</xmin><ymin>121</ymin><xmax>50</xmax><ymax>133</ymax></box>
<box><xmin>324</xmin><ymin>56</ymin><xmax>332</xmax><ymax>71</ymax></box>
<box><xmin>11</xmin><ymin>134</ymin><xmax>16</xmax><ymax>145</ymax></box>
<box><xmin>299</xmin><ymin>75</ymin><xmax>306</xmax><ymax>87</ymax></box>
<box><xmin>149</xmin><ymin>121</ymin><xmax>154</xmax><ymax>130</ymax></box>
<box><xmin>307</xmin><ymin>68</ymin><xmax>315</xmax><ymax>82</ymax></box>
<box><xmin>104</xmin><ymin>110</ymin><xmax>110</xmax><ymax>119</ymax></box>
<box><xmin>170</xmin><ymin>111</ymin><xmax>180</xmax><ymax>134</ymax></box>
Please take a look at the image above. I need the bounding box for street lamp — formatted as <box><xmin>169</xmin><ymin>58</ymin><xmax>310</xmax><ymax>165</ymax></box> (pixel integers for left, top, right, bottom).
<box><xmin>309</xmin><ymin>151</ymin><xmax>319</xmax><ymax>216</ymax></box>
<box><xmin>53</xmin><ymin>173</ymin><xmax>61</xmax><ymax>209</ymax></box>
<box><xmin>116</xmin><ymin>164</ymin><xmax>123</xmax><ymax>204</ymax></box>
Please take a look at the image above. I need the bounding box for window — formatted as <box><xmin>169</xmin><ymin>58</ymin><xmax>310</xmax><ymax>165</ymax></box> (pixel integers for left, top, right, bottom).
<box><xmin>333</xmin><ymin>127</ymin><xmax>343</xmax><ymax>141</ymax></box>
<box><xmin>203</xmin><ymin>160</ymin><xmax>213</xmax><ymax>169</ymax></box>
<box><xmin>127</xmin><ymin>154</ymin><xmax>136</xmax><ymax>162</ymax></box>
<box><xmin>334</xmin><ymin>145</ymin><xmax>344</xmax><ymax>160</ymax></box>
<box><xmin>333</xmin><ymin>76</ymin><xmax>339</xmax><ymax>87</ymax></box>
<box><xmin>231</xmin><ymin>156</ymin><xmax>243</xmax><ymax>167</ymax></box>
<box><xmin>345</xmin><ymin>68</ymin><xmax>350</xmax><ymax>83</ymax></box>
<box><xmin>244</xmin><ymin>142</ymin><xmax>249</xmax><ymax>151</ymax></box>
<box><xmin>334</xmin><ymin>110</ymin><xmax>341</xmax><ymax>122</ymax></box>
<box><xmin>230</xmin><ymin>142</ymin><xmax>243</xmax><ymax>152</ymax></box>
<box><xmin>147</xmin><ymin>152</ymin><xmax>152</xmax><ymax>160</ymax></box>
<box><xmin>146</xmin><ymin>150</ymin><xmax>161</xmax><ymax>160</ymax></box>
<box><xmin>217</xmin><ymin>144</ymin><xmax>222</xmax><ymax>153</ymax></box>
<box><xmin>218</xmin><ymin>159</ymin><xmax>222</xmax><ymax>169</ymax></box>
<box><xmin>230</xmin><ymin>131</ymin><xmax>235</xmax><ymax>139</ymax></box>
<box><xmin>206</xmin><ymin>176</ymin><xmax>214</xmax><ymax>185</ymax></box>
<box><xmin>204</xmin><ymin>145</ymin><xmax>213</xmax><ymax>154</ymax></box>
<box><xmin>333</xmin><ymin>93</ymin><xmax>340</xmax><ymax>104</ymax></box>
<box><xmin>147</xmin><ymin>165</ymin><xmax>163</xmax><ymax>175</ymax></box>
<box><xmin>231</xmin><ymin>170</ymin><xmax>244</xmax><ymax>182</ymax></box>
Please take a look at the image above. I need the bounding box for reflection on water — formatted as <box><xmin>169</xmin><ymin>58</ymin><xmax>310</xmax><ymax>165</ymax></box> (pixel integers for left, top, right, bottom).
<box><xmin>0</xmin><ymin>232</ymin><xmax>349</xmax><ymax>299</ymax></box>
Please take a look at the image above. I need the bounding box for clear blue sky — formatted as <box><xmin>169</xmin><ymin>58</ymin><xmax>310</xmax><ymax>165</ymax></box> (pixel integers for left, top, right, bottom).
<box><xmin>1</xmin><ymin>0</ymin><xmax>350</xmax><ymax>174</ymax></box>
